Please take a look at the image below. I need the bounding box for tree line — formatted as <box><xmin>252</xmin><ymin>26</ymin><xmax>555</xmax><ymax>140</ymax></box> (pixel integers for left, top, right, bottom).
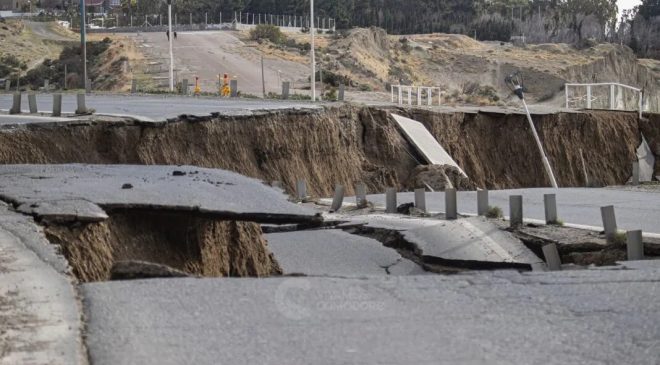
<box><xmin>101</xmin><ymin>0</ymin><xmax>659</xmax><ymax>59</ymax></box>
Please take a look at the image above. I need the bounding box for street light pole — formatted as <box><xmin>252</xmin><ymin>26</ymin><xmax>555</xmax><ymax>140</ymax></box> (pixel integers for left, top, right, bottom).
<box><xmin>310</xmin><ymin>0</ymin><xmax>316</xmax><ymax>101</ymax></box>
<box><xmin>80</xmin><ymin>0</ymin><xmax>88</xmax><ymax>92</ymax></box>
<box><xmin>505</xmin><ymin>72</ymin><xmax>558</xmax><ymax>189</ymax></box>
<box><xmin>167</xmin><ymin>0</ymin><xmax>174</xmax><ymax>92</ymax></box>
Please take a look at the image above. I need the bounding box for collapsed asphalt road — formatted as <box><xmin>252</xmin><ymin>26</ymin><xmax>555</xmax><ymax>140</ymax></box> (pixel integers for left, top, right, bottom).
<box><xmin>0</xmin><ymin>96</ymin><xmax>656</xmax><ymax>363</ymax></box>
<box><xmin>1</xmin><ymin>163</ymin><xmax>659</xmax><ymax>365</ymax></box>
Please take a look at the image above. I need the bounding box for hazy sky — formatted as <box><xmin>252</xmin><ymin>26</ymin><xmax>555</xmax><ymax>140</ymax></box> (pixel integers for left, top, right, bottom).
<box><xmin>618</xmin><ymin>0</ymin><xmax>642</xmax><ymax>15</ymax></box>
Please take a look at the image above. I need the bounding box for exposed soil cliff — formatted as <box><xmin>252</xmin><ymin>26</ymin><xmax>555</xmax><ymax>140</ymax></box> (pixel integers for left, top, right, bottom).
<box><xmin>0</xmin><ymin>106</ymin><xmax>657</xmax><ymax>198</ymax></box>
<box><xmin>405</xmin><ymin>108</ymin><xmax>649</xmax><ymax>188</ymax></box>
<box><xmin>44</xmin><ymin>210</ymin><xmax>281</xmax><ymax>282</ymax></box>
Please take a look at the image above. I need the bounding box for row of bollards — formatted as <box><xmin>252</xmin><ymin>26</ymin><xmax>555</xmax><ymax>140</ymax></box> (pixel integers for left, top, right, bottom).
<box><xmin>293</xmin><ymin>181</ymin><xmax>647</xmax><ymax>270</ymax></box>
<box><xmin>8</xmin><ymin>92</ymin><xmax>89</xmax><ymax>116</ymax></box>
<box><xmin>599</xmin><ymin>205</ymin><xmax>644</xmax><ymax>260</ymax></box>
<box><xmin>4</xmin><ymin>79</ymin><xmax>75</xmax><ymax>93</ymax></box>
<box><xmin>508</xmin><ymin>195</ymin><xmax>645</xmax><ymax>271</ymax></box>
<box><xmin>295</xmin><ymin>180</ymin><xmax>363</xmax><ymax>212</ymax></box>
<box><xmin>508</xmin><ymin>193</ymin><xmax>559</xmax><ymax>227</ymax></box>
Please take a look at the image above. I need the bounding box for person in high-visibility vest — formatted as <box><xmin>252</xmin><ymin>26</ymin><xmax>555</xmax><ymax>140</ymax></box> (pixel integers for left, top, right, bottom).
<box><xmin>194</xmin><ymin>76</ymin><xmax>201</xmax><ymax>96</ymax></box>
<box><xmin>221</xmin><ymin>73</ymin><xmax>231</xmax><ymax>97</ymax></box>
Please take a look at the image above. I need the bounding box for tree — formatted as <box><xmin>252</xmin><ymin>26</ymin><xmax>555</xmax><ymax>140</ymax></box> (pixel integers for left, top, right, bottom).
<box><xmin>559</xmin><ymin>0</ymin><xmax>617</xmax><ymax>42</ymax></box>
<box><xmin>249</xmin><ymin>23</ymin><xmax>285</xmax><ymax>43</ymax></box>
<box><xmin>628</xmin><ymin>0</ymin><xmax>660</xmax><ymax>59</ymax></box>
<box><xmin>473</xmin><ymin>13</ymin><xmax>515</xmax><ymax>41</ymax></box>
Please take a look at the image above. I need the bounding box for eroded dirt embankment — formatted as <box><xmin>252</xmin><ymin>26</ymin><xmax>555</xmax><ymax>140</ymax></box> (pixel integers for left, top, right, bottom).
<box><xmin>44</xmin><ymin>210</ymin><xmax>282</xmax><ymax>282</ymax></box>
<box><xmin>405</xmin><ymin>108</ymin><xmax>658</xmax><ymax>189</ymax></box>
<box><xmin>0</xmin><ymin>105</ymin><xmax>657</xmax><ymax>197</ymax></box>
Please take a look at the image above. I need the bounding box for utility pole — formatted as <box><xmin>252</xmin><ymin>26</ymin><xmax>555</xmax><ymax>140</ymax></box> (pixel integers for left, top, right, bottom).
<box><xmin>79</xmin><ymin>0</ymin><xmax>87</xmax><ymax>92</ymax></box>
<box><xmin>319</xmin><ymin>61</ymin><xmax>323</xmax><ymax>101</ymax></box>
<box><xmin>310</xmin><ymin>0</ymin><xmax>316</xmax><ymax>101</ymax></box>
<box><xmin>261</xmin><ymin>56</ymin><xmax>266</xmax><ymax>98</ymax></box>
<box><xmin>167</xmin><ymin>0</ymin><xmax>174</xmax><ymax>91</ymax></box>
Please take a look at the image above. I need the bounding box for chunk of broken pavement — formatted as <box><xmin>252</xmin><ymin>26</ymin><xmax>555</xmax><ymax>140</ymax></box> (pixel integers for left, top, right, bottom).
<box><xmin>110</xmin><ymin>260</ymin><xmax>191</xmax><ymax>281</ymax></box>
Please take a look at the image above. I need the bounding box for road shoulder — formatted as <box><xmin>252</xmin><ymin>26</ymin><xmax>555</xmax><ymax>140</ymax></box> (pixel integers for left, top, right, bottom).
<box><xmin>0</xmin><ymin>203</ymin><xmax>86</xmax><ymax>365</ymax></box>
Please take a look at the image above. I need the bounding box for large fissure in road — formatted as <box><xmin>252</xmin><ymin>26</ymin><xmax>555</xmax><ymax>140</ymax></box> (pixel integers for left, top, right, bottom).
<box><xmin>0</xmin><ymin>107</ymin><xmax>657</xmax><ymax>283</ymax></box>
<box><xmin>0</xmin><ymin>106</ymin><xmax>656</xmax><ymax>198</ymax></box>
<box><xmin>43</xmin><ymin>209</ymin><xmax>282</xmax><ymax>282</ymax></box>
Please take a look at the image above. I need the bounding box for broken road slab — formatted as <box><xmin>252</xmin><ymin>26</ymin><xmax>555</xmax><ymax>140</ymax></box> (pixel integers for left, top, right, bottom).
<box><xmin>391</xmin><ymin>113</ymin><xmax>467</xmax><ymax>177</ymax></box>
<box><xmin>266</xmin><ymin>230</ymin><xmax>425</xmax><ymax>276</ymax></box>
<box><xmin>0</xmin><ymin>164</ymin><xmax>318</xmax><ymax>223</ymax></box>
<box><xmin>16</xmin><ymin>198</ymin><xmax>109</xmax><ymax>223</ymax></box>
<box><xmin>82</xmin><ymin>267</ymin><xmax>660</xmax><ymax>365</ymax></box>
<box><xmin>635</xmin><ymin>134</ymin><xmax>655</xmax><ymax>182</ymax></box>
<box><xmin>0</xmin><ymin>114</ymin><xmax>80</xmax><ymax>127</ymax></box>
<box><xmin>331</xmin><ymin>212</ymin><xmax>542</xmax><ymax>269</ymax></box>
<box><xmin>402</xmin><ymin>216</ymin><xmax>543</xmax><ymax>269</ymax></box>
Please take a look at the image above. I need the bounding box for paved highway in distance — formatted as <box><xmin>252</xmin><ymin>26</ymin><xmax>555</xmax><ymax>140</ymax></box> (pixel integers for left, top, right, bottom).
<box><xmin>365</xmin><ymin>188</ymin><xmax>660</xmax><ymax>235</ymax></box>
<box><xmin>0</xmin><ymin>93</ymin><xmax>322</xmax><ymax>121</ymax></box>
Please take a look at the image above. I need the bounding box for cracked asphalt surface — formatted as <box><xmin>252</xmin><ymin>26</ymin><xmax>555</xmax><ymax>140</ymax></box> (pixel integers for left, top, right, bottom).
<box><xmin>266</xmin><ymin>230</ymin><xmax>425</xmax><ymax>276</ymax></box>
<box><xmin>82</xmin><ymin>265</ymin><xmax>660</xmax><ymax>365</ymax></box>
<box><xmin>0</xmin><ymin>164</ymin><xmax>317</xmax><ymax>223</ymax></box>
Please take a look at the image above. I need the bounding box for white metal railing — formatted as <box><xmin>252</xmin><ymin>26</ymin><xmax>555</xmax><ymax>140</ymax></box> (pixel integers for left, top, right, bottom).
<box><xmin>234</xmin><ymin>13</ymin><xmax>335</xmax><ymax>32</ymax></box>
<box><xmin>565</xmin><ymin>82</ymin><xmax>643</xmax><ymax>119</ymax></box>
<box><xmin>391</xmin><ymin>85</ymin><xmax>442</xmax><ymax>106</ymax></box>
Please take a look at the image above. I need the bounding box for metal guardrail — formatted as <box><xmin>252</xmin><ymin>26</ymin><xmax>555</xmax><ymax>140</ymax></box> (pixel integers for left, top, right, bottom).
<box><xmin>565</xmin><ymin>82</ymin><xmax>643</xmax><ymax>119</ymax></box>
<box><xmin>391</xmin><ymin>85</ymin><xmax>442</xmax><ymax>106</ymax></box>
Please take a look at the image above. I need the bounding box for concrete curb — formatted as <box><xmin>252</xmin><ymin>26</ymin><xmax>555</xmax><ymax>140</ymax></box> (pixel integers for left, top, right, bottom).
<box><xmin>0</xmin><ymin>204</ymin><xmax>87</xmax><ymax>364</ymax></box>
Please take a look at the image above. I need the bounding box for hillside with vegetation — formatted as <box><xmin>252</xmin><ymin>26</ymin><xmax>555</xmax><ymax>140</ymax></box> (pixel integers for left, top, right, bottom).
<box><xmin>106</xmin><ymin>0</ymin><xmax>659</xmax><ymax>59</ymax></box>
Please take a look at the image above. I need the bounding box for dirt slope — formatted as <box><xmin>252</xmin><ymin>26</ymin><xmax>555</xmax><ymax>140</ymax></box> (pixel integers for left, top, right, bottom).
<box><xmin>325</xmin><ymin>29</ymin><xmax>659</xmax><ymax>110</ymax></box>
<box><xmin>45</xmin><ymin>210</ymin><xmax>282</xmax><ymax>282</ymax></box>
<box><xmin>0</xmin><ymin>20</ymin><xmax>76</xmax><ymax>71</ymax></box>
<box><xmin>122</xmin><ymin>30</ymin><xmax>311</xmax><ymax>94</ymax></box>
<box><xmin>0</xmin><ymin>106</ymin><xmax>656</xmax><ymax>197</ymax></box>
<box><xmin>88</xmin><ymin>34</ymin><xmax>146</xmax><ymax>92</ymax></box>
<box><xmin>219</xmin><ymin>27</ymin><xmax>659</xmax><ymax>110</ymax></box>
<box><xmin>407</xmin><ymin>109</ymin><xmax>644</xmax><ymax>188</ymax></box>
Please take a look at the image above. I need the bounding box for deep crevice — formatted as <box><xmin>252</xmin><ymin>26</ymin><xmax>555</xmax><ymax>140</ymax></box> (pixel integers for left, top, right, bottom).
<box><xmin>339</xmin><ymin>224</ymin><xmax>533</xmax><ymax>274</ymax></box>
<box><xmin>514</xmin><ymin>228</ymin><xmax>660</xmax><ymax>267</ymax></box>
<box><xmin>41</xmin><ymin>209</ymin><xmax>283</xmax><ymax>282</ymax></box>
